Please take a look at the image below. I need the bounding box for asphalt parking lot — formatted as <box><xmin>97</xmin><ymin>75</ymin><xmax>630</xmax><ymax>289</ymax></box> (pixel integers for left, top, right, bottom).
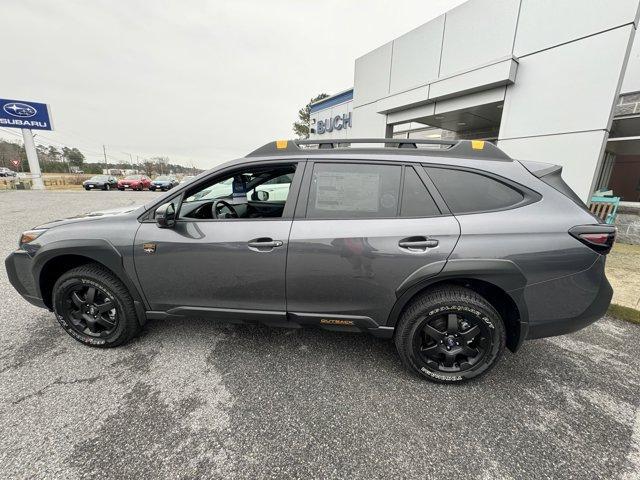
<box><xmin>0</xmin><ymin>190</ymin><xmax>639</xmax><ymax>479</ymax></box>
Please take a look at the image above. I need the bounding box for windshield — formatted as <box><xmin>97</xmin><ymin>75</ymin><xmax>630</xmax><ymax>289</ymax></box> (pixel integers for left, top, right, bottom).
<box><xmin>155</xmin><ymin>176</ymin><xmax>170</xmax><ymax>181</ymax></box>
<box><xmin>125</xmin><ymin>175</ymin><xmax>141</xmax><ymax>180</ymax></box>
<box><xmin>90</xmin><ymin>175</ymin><xmax>109</xmax><ymax>181</ymax></box>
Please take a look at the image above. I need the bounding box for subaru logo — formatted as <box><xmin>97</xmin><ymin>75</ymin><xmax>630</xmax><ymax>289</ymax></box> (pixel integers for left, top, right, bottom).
<box><xmin>3</xmin><ymin>102</ymin><xmax>37</xmax><ymax>118</ymax></box>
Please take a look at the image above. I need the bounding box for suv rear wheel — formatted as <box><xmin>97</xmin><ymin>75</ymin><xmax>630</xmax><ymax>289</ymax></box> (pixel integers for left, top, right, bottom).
<box><xmin>395</xmin><ymin>286</ymin><xmax>505</xmax><ymax>383</ymax></box>
<box><xmin>52</xmin><ymin>263</ymin><xmax>141</xmax><ymax>347</ymax></box>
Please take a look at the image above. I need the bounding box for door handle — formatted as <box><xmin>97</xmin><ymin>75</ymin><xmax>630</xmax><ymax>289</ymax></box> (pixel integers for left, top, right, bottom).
<box><xmin>248</xmin><ymin>238</ymin><xmax>284</xmax><ymax>251</ymax></box>
<box><xmin>398</xmin><ymin>237</ymin><xmax>439</xmax><ymax>251</ymax></box>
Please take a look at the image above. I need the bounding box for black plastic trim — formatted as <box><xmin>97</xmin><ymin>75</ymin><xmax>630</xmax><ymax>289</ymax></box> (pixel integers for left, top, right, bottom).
<box><xmin>31</xmin><ymin>239</ymin><xmax>148</xmax><ymax>310</ymax></box>
<box><xmin>387</xmin><ymin>258</ymin><xmax>529</xmax><ymax>350</ymax></box>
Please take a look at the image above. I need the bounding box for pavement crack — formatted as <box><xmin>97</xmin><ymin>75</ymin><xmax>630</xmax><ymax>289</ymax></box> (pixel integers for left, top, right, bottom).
<box><xmin>11</xmin><ymin>375</ymin><xmax>102</xmax><ymax>405</ymax></box>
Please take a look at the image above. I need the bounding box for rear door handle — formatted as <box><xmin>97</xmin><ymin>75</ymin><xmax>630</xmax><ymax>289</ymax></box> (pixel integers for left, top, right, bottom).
<box><xmin>398</xmin><ymin>237</ymin><xmax>439</xmax><ymax>251</ymax></box>
<box><xmin>248</xmin><ymin>237</ymin><xmax>284</xmax><ymax>251</ymax></box>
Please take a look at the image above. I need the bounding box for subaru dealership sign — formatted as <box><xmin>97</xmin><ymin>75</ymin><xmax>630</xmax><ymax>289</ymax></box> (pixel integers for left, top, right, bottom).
<box><xmin>0</xmin><ymin>98</ymin><xmax>53</xmax><ymax>130</ymax></box>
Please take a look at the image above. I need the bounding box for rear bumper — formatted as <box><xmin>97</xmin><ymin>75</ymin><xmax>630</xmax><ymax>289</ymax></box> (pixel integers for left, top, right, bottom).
<box><xmin>5</xmin><ymin>251</ymin><xmax>46</xmax><ymax>309</ymax></box>
<box><xmin>526</xmin><ymin>256</ymin><xmax>612</xmax><ymax>340</ymax></box>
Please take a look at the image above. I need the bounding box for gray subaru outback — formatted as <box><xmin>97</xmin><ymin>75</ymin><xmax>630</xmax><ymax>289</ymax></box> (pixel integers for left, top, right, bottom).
<box><xmin>5</xmin><ymin>139</ymin><xmax>615</xmax><ymax>383</ymax></box>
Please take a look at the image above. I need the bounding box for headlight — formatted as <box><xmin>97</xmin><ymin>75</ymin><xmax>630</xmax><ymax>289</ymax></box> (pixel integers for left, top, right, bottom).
<box><xmin>19</xmin><ymin>229</ymin><xmax>47</xmax><ymax>248</ymax></box>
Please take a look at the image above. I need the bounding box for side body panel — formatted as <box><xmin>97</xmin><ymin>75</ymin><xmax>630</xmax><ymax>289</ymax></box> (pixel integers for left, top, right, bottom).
<box><xmin>133</xmin><ymin>220</ymin><xmax>292</xmax><ymax>312</ymax></box>
<box><xmin>286</xmin><ymin>216</ymin><xmax>460</xmax><ymax>325</ymax></box>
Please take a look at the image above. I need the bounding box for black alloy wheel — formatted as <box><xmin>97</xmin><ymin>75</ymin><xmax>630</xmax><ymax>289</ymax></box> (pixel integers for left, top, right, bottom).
<box><xmin>53</xmin><ymin>263</ymin><xmax>141</xmax><ymax>347</ymax></box>
<box><xmin>394</xmin><ymin>286</ymin><xmax>505</xmax><ymax>383</ymax></box>
<box><xmin>414</xmin><ymin>312</ymin><xmax>489</xmax><ymax>373</ymax></box>
<box><xmin>62</xmin><ymin>284</ymin><xmax>118</xmax><ymax>337</ymax></box>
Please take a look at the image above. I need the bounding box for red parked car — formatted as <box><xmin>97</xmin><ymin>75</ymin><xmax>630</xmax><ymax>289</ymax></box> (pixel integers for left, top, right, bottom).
<box><xmin>117</xmin><ymin>175</ymin><xmax>151</xmax><ymax>191</ymax></box>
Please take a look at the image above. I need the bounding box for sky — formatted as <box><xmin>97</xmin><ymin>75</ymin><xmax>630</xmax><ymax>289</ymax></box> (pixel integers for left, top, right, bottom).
<box><xmin>1</xmin><ymin>0</ymin><xmax>466</xmax><ymax>169</ymax></box>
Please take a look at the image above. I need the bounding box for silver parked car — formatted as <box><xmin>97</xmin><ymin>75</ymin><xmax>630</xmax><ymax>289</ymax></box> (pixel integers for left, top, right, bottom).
<box><xmin>0</xmin><ymin>167</ymin><xmax>17</xmax><ymax>178</ymax></box>
<box><xmin>5</xmin><ymin>139</ymin><xmax>614</xmax><ymax>383</ymax></box>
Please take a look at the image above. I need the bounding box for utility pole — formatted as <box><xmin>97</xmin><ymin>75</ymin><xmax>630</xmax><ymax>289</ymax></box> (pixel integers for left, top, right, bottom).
<box><xmin>103</xmin><ymin>145</ymin><xmax>108</xmax><ymax>173</ymax></box>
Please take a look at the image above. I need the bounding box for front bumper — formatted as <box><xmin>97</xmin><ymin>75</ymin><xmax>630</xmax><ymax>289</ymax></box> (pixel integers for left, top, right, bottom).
<box><xmin>526</xmin><ymin>256</ymin><xmax>613</xmax><ymax>339</ymax></box>
<box><xmin>5</xmin><ymin>251</ymin><xmax>47</xmax><ymax>308</ymax></box>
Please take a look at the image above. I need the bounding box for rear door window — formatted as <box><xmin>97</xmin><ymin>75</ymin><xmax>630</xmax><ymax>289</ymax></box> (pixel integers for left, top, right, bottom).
<box><xmin>306</xmin><ymin>163</ymin><xmax>402</xmax><ymax>219</ymax></box>
<box><xmin>425</xmin><ymin>167</ymin><xmax>524</xmax><ymax>214</ymax></box>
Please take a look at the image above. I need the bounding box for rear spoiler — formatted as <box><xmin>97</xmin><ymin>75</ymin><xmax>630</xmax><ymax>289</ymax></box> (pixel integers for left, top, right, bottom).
<box><xmin>518</xmin><ymin>160</ymin><xmax>587</xmax><ymax>208</ymax></box>
<box><xmin>519</xmin><ymin>160</ymin><xmax>561</xmax><ymax>178</ymax></box>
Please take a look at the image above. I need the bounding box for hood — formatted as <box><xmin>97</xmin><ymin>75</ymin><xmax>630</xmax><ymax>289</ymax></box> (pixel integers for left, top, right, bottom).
<box><xmin>119</xmin><ymin>179</ymin><xmax>139</xmax><ymax>183</ymax></box>
<box><xmin>152</xmin><ymin>180</ymin><xmax>171</xmax><ymax>184</ymax></box>
<box><xmin>35</xmin><ymin>205</ymin><xmax>143</xmax><ymax>229</ymax></box>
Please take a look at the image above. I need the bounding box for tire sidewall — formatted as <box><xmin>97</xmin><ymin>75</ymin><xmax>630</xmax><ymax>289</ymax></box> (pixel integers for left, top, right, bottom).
<box><xmin>403</xmin><ymin>300</ymin><xmax>505</xmax><ymax>383</ymax></box>
<box><xmin>53</xmin><ymin>276</ymin><xmax>128</xmax><ymax>347</ymax></box>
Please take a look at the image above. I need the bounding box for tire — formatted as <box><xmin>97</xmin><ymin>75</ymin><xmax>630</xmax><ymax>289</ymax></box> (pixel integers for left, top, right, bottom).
<box><xmin>52</xmin><ymin>263</ymin><xmax>141</xmax><ymax>348</ymax></box>
<box><xmin>394</xmin><ymin>286</ymin><xmax>505</xmax><ymax>383</ymax></box>
<box><xmin>104</xmin><ymin>184</ymin><xmax>110</xmax><ymax>191</ymax></box>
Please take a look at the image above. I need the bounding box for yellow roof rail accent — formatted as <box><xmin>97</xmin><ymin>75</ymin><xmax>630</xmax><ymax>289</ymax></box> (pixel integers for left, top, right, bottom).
<box><xmin>471</xmin><ymin>140</ymin><xmax>485</xmax><ymax>150</ymax></box>
<box><xmin>276</xmin><ymin>140</ymin><xmax>288</xmax><ymax>149</ymax></box>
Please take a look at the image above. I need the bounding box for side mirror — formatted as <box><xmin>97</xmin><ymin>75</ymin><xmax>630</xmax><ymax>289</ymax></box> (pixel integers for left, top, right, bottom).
<box><xmin>155</xmin><ymin>202</ymin><xmax>176</xmax><ymax>228</ymax></box>
<box><xmin>253</xmin><ymin>190</ymin><xmax>269</xmax><ymax>201</ymax></box>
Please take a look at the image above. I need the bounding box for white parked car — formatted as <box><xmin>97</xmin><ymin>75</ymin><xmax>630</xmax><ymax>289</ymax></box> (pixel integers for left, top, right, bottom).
<box><xmin>0</xmin><ymin>167</ymin><xmax>17</xmax><ymax>178</ymax></box>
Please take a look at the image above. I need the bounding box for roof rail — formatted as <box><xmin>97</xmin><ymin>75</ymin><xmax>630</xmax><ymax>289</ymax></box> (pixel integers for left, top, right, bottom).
<box><xmin>246</xmin><ymin>138</ymin><xmax>511</xmax><ymax>161</ymax></box>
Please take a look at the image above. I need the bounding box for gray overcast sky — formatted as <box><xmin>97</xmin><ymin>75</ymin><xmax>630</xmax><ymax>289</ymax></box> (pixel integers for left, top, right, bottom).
<box><xmin>1</xmin><ymin>0</ymin><xmax>465</xmax><ymax>169</ymax></box>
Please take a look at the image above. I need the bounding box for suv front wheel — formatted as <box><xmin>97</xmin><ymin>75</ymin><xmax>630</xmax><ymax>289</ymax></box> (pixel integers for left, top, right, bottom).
<box><xmin>52</xmin><ymin>263</ymin><xmax>141</xmax><ymax>347</ymax></box>
<box><xmin>395</xmin><ymin>286</ymin><xmax>505</xmax><ymax>383</ymax></box>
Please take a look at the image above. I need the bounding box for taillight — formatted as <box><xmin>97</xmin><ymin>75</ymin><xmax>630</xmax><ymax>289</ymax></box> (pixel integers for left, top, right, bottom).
<box><xmin>569</xmin><ymin>225</ymin><xmax>616</xmax><ymax>254</ymax></box>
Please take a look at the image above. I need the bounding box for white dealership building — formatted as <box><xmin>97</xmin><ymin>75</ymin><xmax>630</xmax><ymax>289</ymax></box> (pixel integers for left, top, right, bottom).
<box><xmin>310</xmin><ymin>0</ymin><xmax>640</xmax><ymax>212</ymax></box>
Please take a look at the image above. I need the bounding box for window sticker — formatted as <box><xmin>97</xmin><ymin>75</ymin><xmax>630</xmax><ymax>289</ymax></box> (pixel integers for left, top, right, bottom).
<box><xmin>314</xmin><ymin>171</ymin><xmax>380</xmax><ymax>212</ymax></box>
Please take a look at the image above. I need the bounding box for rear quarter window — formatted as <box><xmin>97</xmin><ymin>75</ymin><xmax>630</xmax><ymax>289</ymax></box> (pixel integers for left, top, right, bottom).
<box><xmin>425</xmin><ymin>167</ymin><xmax>524</xmax><ymax>214</ymax></box>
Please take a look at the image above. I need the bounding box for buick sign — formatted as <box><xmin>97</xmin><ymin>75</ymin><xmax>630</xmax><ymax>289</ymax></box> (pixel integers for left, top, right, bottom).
<box><xmin>316</xmin><ymin>112</ymin><xmax>352</xmax><ymax>135</ymax></box>
<box><xmin>0</xmin><ymin>98</ymin><xmax>53</xmax><ymax>131</ymax></box>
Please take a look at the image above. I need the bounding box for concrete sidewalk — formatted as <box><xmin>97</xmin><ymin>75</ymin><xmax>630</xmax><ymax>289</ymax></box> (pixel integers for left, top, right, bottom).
<box><xmin>606</xmin><ymin>242</ymin><xmax>640</xmax><ymax>321</ymax></box>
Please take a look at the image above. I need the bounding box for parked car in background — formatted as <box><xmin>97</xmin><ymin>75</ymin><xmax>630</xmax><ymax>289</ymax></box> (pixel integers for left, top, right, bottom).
<box><xmin>0</xmin><ymin>167</ymin><xmax>17</xmax><ymax>177</ymax></box>
<box><xmin>117</xmin><ymin>175</ymin><xmax>151</xmax><ymax>191</ymax></box>
<box><xmin>180</xmin><ymin>175</ymin><xmax>196</xmax><ymax>184</ymax></box>
<box><xmin>83</xmin><ymin>175</ymin><xmax>118</xmax><ymax>191</ymax></box>
<box><xmin>150</xmin><ymin>175</ymin><xmax>179</xmax><ymax>191</ymax></box>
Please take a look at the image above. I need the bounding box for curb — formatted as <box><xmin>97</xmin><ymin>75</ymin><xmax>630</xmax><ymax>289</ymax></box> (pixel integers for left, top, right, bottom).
<box><xmin>608</xmin><ymin>303</ymin><xmax>640</xmax><ymax>325</ymax></box>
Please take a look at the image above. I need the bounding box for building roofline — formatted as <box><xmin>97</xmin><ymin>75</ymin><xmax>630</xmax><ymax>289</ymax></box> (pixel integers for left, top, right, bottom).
<box><xmin>309</xmin><ymin>88</ymin><xmax>354</xmax><ymax>113</ymax></box>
